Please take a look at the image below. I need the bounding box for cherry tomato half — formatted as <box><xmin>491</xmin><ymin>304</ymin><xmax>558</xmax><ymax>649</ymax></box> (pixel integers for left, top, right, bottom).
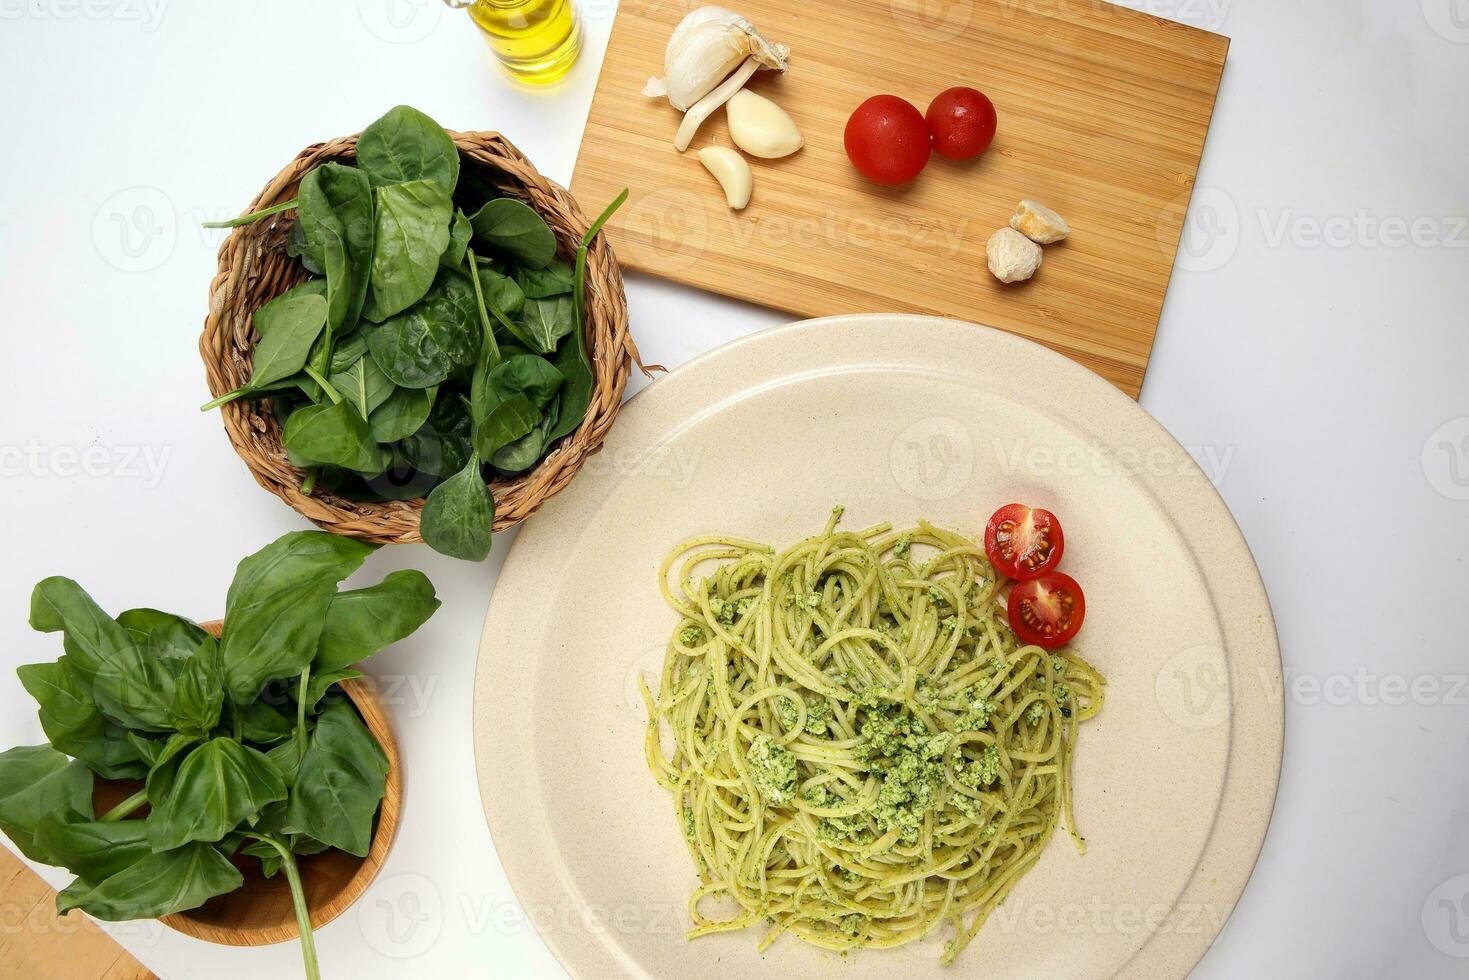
<box><xmin>925</xmin><ymin>86</ymin><xmax>998</xmax><ymax>161</ymax></box>
<box><xmin>1007</xmin><ymin>572</ymin><xmax>1086</xmax><ymax>650</ymax></box>
<box><xmin>984</xmin><ymin>504</ymin><xmax>1065</xmax><ymax>580</ymax></box>
<box><xmin>844</xmin><ymin>95</ymin><xmax>931</xmax><ymax>186</ymax></box>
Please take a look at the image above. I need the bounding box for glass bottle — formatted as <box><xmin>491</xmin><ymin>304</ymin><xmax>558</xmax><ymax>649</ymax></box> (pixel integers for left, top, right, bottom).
<box><xmin>447</xmin><ymin>0</ymin><xmax>582</xmax><ymax>85</ymax></box>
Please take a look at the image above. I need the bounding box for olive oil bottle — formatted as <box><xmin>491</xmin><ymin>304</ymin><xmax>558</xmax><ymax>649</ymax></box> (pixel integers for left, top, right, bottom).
<box><xmin>462</xmin><ymin>0</ymin><xmax>581</xmax><ymax>85</ymax></box>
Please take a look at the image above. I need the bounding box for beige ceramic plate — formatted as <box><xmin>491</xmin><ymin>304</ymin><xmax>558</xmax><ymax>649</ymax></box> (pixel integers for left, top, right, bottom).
<box><xmin>474</xmin><ymin>315</ymin><xmax>1282</xmax><ymax>979</ymax></box>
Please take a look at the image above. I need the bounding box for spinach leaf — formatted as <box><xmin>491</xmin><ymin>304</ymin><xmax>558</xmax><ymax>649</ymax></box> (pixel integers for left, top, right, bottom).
<box><xmin>369</xmin><ymin>385</ymin><xmax>434</xmax><ymax>442</ymax></box>
<box><xmin>472</xmin><ymin>394</ymin><xmax>540</xmax><ymax>460</ymax></box>
<box><xmin>0</xmin><ymin>745</ymin><xmax>93</xmax><ymax>863</ymax></box>
<box><xmin>370</xmin><ymin>179</ymin><xmax>453</xmax><ymax>319</ymax></box>
<box><xmin>34</xmin><ymin>816</ymin><xmax>151</xmax><ymax>881</ymax></box>
<box><xmin>219</xmin><ymin>532</ymin><xmax>376</xmax><ymax>704</ymax></box>
<box><xmin>441</xmin><ymin>209</ymin><xmax>473</xmax><ymax>270</ymax></box>
<box><xmin>315</xmin><ymin>570</ymin><xmax>440</xmax><ymax>674</ymax></box>
<box><xmin>420</xmin><ymin>452</ymin><xmax>495</xmax><ymax>561</ymax></box>
<box><xmin>16</xmin><ymin>660</ymin><xmax>146</xmax><ymax>779</ymax></box>
<box><xmin>517</xmin><ymin>295</ymin><xmax>575</xmax><ymax>354</ymax></box>
<box><xmin>513</xmin><ymin>258</ymin><xmax>575</xmax><ymax>298</ymax></box>
<box><xmin>468</xmin><ymin>197</ymin><xmax>557</xmax><ymax>268</ymax></box>
<box><xmin>355</xmin><ymin>105</ymin><xmax>460</xmax><ymax>192</ymax></box>
<box><xmin>29</xmin><ymin>578</ymin><xmax>176</xmax><ymax>731</ymax></box>
<box><xmin>474</xmin><ymin>264</ymin><xmax>526</xmax><ymax>318</ymax></box>
<box><xmin>287</xmin><ymin>218</ymin><xmax>324</xmax><ymax>275</ymax></box>
<box><xmin>492</xmin><ymin>396</ymin><xmax>560</xmax><ymax>474</ymax></box>
<box><xmin>298</xmin><ymin>162</ymin><xmax>375</xmax><ymax>334</ymax></box>
<box><xmin>329</xmin><ymin>332</ymin><xmax>370</xmax><ymax>374</ymax></box>
<box><xmin>483</xmin><ymin>355</ymin><xmax>564</xmax><ymax>413</ymax></box>
<box><xmin>364</xmin><ymin>269</ymin><xmax>478</xmax><ymax>388</ymax></box>
<box><xmin>248</xmin><ymin>293</ymin><xmax>329</xmax><ymax>388</ymax></box>
<box><xmin>57</xmin><ymin>842</ymin><xmax>243</xmax><ymax>921</ymax></box>
<box><xmin>147</xmin><ymin>737</ymin><xmax>287</xmax><ymax>851</ymax></box>
<box><xmin>399</xmin><ymin>397</ymin><xmax>472</xmax><ymax>478</ymax></box>
<box><xmin>168</xmin><ymin>637</ymin><xmax>224</xmax><ymax>735</ymax></box>
<box><xmin>283</xmin><ymin>401</ymin><xmax>390</xmax><ymax>475</ymax></box>
<box><xmin>328</xmin><ymin>353</ymin><xmax>396</xmax><ymax>420</ymax></box>
<box><xmin>281</xmin><ymin>700</ymin><xmax>389</xmax><ymax>857</ymax></box>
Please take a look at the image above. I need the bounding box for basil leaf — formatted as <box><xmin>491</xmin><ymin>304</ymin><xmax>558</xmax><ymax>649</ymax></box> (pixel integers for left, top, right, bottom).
<box><xmin>370</xmin><ymin>179</ymin><xmax>454</xmax><ymax>319</ymax></box>
<box><xmin>355</xmin><ymin>104</ymin><xmax>460</xmax><ymax>192</ymax></box>
<box><xmin>17</xmin><ymin>660</ymin><xmax>146</xmax><ymax>779</ymax></box>
<box><xmin>420</xmin><ymin>453</ymin><xmax>494</xmax><ymax>561</ymax></box>
<box><xmin>281</xmin><ymin>701</ymin><xmax>389</xmax><ymax>857</ymax></box>
<box><xmin>219</xmin><ymin>532</ymin><xmax>376</xmax><ymax>704</ymax></box>
<box><xmin>147</xmin><ymin>737</ymin><xmax>287</xmax><ymax>851</ymax></box>
<box><xmin>168</xmin><ymin>636</ymin><xmax>224</xmax><ymax>735</ymax></box>
<box><xmin>513</xmin><ymin>258</ymin><xmax>574</xmax><ymax>298</ymax></box>
<box><xmin>33</xmin><ymin>816</ymin><xmax>151</xmax><ymax>882</ymax></box>
<box><xmin>315</xmin><ymin>570</ymin><xmax>441</xmax><ymax>674</ymax></box>
<box><xmin>57</xmin><ymin>842</ymin><xmax>243</xmax><ymax>921</ymax></box>
<box><xmin>468</xmin><ymin>197</ymin><xmax>557</xmax><ymax>269</ymax></box>
<box><xmin>247</xmin><ymin>293</ymin><xmax>328</xmax><ymax>389</ymax></box>
<box><xmin>29</xmin><ymin>578</ymin><xmax>175</xmax><ymax>731</ymax></box>
<box><xmin>298</xmin><ymin>162</ymin><xmax>375</xmax><ymax>334</ymax></box>
<box><xmin>283</xmin><ymin>401</ymin><xmax>390</xmax><ymax>475</ymax></box>
<box><xmin>0</xmin><ymin>745</ymin><xmax>93</xmax><ymax>863</ymax></box>
<box><xmin>116</xmin><ymin>608</ymin><xmax>207</xmax><ymax>658</ymax></box>
<box><xmin>237</xmin><ymin>699</ymin><xmax>296</xmax><ymax>746</ymax></box>
<box><xmin>302</xmin><ymin>669</ymin><xmax>362</xmax><ymax>714</ymax></box>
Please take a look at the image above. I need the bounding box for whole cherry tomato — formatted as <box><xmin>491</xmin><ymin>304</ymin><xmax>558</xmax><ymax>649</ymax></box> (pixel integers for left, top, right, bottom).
<box><xmin>925</xmin><ymin>86</ymin><xmax>998</xmax><ymax>161</ymax></box>
<box><xmin>844</xmin><ymin>95</ymin><xmax>931</xmax><ymax>186</ymax></box>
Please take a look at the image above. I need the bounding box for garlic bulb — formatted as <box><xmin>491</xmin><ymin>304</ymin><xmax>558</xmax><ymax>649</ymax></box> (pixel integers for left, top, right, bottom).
<box><xmin>643</xmin><ymin>6</ymin><xmax>789</xmax><ymax>112</ymax></box>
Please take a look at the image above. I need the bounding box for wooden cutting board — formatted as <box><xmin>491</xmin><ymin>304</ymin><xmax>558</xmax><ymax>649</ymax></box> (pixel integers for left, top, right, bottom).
<box><xmin>571</xmin><ymin>0</ymin><xmax>1228</xmax><ymax>397</ymax></box>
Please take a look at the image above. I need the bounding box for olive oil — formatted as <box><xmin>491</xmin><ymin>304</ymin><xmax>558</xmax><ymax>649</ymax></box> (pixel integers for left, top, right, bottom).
<box><xmin>467</xmin><ymin>0</ymin><xmax>581</xmax><ymax>85</ymax></box>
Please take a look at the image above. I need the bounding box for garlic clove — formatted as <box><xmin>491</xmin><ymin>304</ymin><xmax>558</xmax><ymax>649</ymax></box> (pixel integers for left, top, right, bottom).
<box><xmin>645</xmin><ymin>5</ymin><xmax>790</xmax><ymax>112</ymax></box>
<box><xmin>698</xmin><ymin>146</ymin><xmax>753</xmax><ymax>210</ymax></box>
<box><xmin>726</xmin><ymin>89</ymin><xmax>803</xmax><ymax>159</ymax></box>
<box><xmin>1011</xmin><ymin>200</ymin><xmax>1070</xmax><ymax>244</ymax></box>
<box><xmin>986</xmin><ymin>228</ymin><xmax>1043</xmax><ymax>283</ymax></box>
<box><xmin>675</xmin><ymin>57</ymin><xmax>759</xmax><ymax>152</ymax></box>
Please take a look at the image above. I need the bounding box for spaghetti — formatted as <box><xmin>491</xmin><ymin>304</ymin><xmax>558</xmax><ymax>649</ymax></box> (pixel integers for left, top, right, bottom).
<box><xmin>642</xmin><ymin>508</ymin><xmax>1105</xmax><ymax>961</ymax></box>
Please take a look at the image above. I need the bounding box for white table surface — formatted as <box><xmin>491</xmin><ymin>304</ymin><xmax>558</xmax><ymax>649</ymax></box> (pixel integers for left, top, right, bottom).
<box><xmin>2</xmin><ymin>1</ymin><xmax>1466</xmax><ymax>977</ymax></box>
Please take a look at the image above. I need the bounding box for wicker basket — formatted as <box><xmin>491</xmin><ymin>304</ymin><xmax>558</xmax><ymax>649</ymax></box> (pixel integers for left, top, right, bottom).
<box><xmin>200</xmin><ymin>130</ymin><xmax>645</xmax><ymax>544</ymax></box>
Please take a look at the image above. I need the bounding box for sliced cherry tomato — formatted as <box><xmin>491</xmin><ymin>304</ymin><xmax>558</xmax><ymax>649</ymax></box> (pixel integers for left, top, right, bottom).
<box><xmin>925</xmin><ymin>86</ymin><xmax>998</xmax><ymax>161</ymax></box>
<box><xmin>984</xmin><ymin>504</ymin><xmax>1065</xmax><ymax>580</ymax></box>
<box><xmin>1007</xmin><ymin>572</ymin><xmax>1086</xmax><ymax>649</ymax></box>
<box><xmin>844</xmin><ymin>95</ymin><xmax>931</xmax><ymax>186</ymax></box>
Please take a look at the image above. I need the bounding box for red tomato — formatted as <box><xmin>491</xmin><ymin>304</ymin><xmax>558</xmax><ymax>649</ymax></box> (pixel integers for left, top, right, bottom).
<box><xmin>844</xmin><ymin>95</ymin><xmax>931</xmax><ymax>186</ymax></box>
<box><xmin>1007</xmin><ymin>573</ymin><xmax>1086</xmax><ymax>649</ymax></box>
<box><xmin>984</xmin><ymin>504</ymin><xmax>1065</xmax><ymax>580</ymax></box>
<box><xmin>925</xmin><ymin>87</ymin><xmax>998</xmax><ymax>161</ymax></box>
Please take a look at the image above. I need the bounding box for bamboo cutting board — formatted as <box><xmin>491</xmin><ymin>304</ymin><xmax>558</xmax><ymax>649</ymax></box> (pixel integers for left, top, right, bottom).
<box><xmin>571</xmin><ymin>0</ymin><xmax>1229</xmax><ymax>396</ymax></box>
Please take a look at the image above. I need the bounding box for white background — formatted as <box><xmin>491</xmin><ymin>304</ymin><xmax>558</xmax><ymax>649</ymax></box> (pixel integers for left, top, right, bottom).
<box><xmin>1</xmin><ymin>0</ymin><xmax>1466</xmax><ymax>977</ymax></box>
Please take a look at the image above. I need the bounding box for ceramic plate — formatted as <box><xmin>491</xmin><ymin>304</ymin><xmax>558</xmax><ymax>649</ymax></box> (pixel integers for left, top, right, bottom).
<box><xmin>474</xmin><ymin>315</ymin><xmax>1282</xmax><ymax>979</ymax></box>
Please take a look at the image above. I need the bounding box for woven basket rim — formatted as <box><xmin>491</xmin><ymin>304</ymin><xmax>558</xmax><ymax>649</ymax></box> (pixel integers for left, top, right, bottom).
<box><xmin>199</xmin><ymin>128</ymin><xmax>650</xmax><ymax>546</ymax></box>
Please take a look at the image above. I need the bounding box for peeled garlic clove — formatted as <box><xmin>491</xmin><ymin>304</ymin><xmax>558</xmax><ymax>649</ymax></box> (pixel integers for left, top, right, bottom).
<box><xmin>645</xmin><ymin>5</ymin><xmax>790</xmax><ymax>112</ymax></box>
<box><xmin>987</xmin><ymin>228</ymin><xmax>1043</xmax><ymax>283</ymax></box>
<box><xmin>726</xmin><ymin>89</ymin><xmax>803</xmax><ymax>159</ymax></box>
<box><xmin>698</xmin><ymin>146</ymin><xmax>753</xmax><ymax>209</ymax></box>
<box><xmin>1011</xmin><ymin>200</ymin><xmax>1070</xmax><ymax>244</ymax></box>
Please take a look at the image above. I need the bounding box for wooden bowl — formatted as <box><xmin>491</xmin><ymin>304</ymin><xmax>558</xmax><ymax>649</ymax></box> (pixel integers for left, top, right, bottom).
<box><xmin>94</xmin><ymin>620</ymin><xmax>401</xmax><ymax>945</ymax></box>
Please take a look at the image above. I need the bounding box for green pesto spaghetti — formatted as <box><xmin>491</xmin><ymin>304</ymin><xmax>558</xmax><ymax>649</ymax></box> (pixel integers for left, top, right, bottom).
<box><xmin>642</xmin><ymin>508</ymin><xmax>1105</xmax><ymax>962</ymax></box>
